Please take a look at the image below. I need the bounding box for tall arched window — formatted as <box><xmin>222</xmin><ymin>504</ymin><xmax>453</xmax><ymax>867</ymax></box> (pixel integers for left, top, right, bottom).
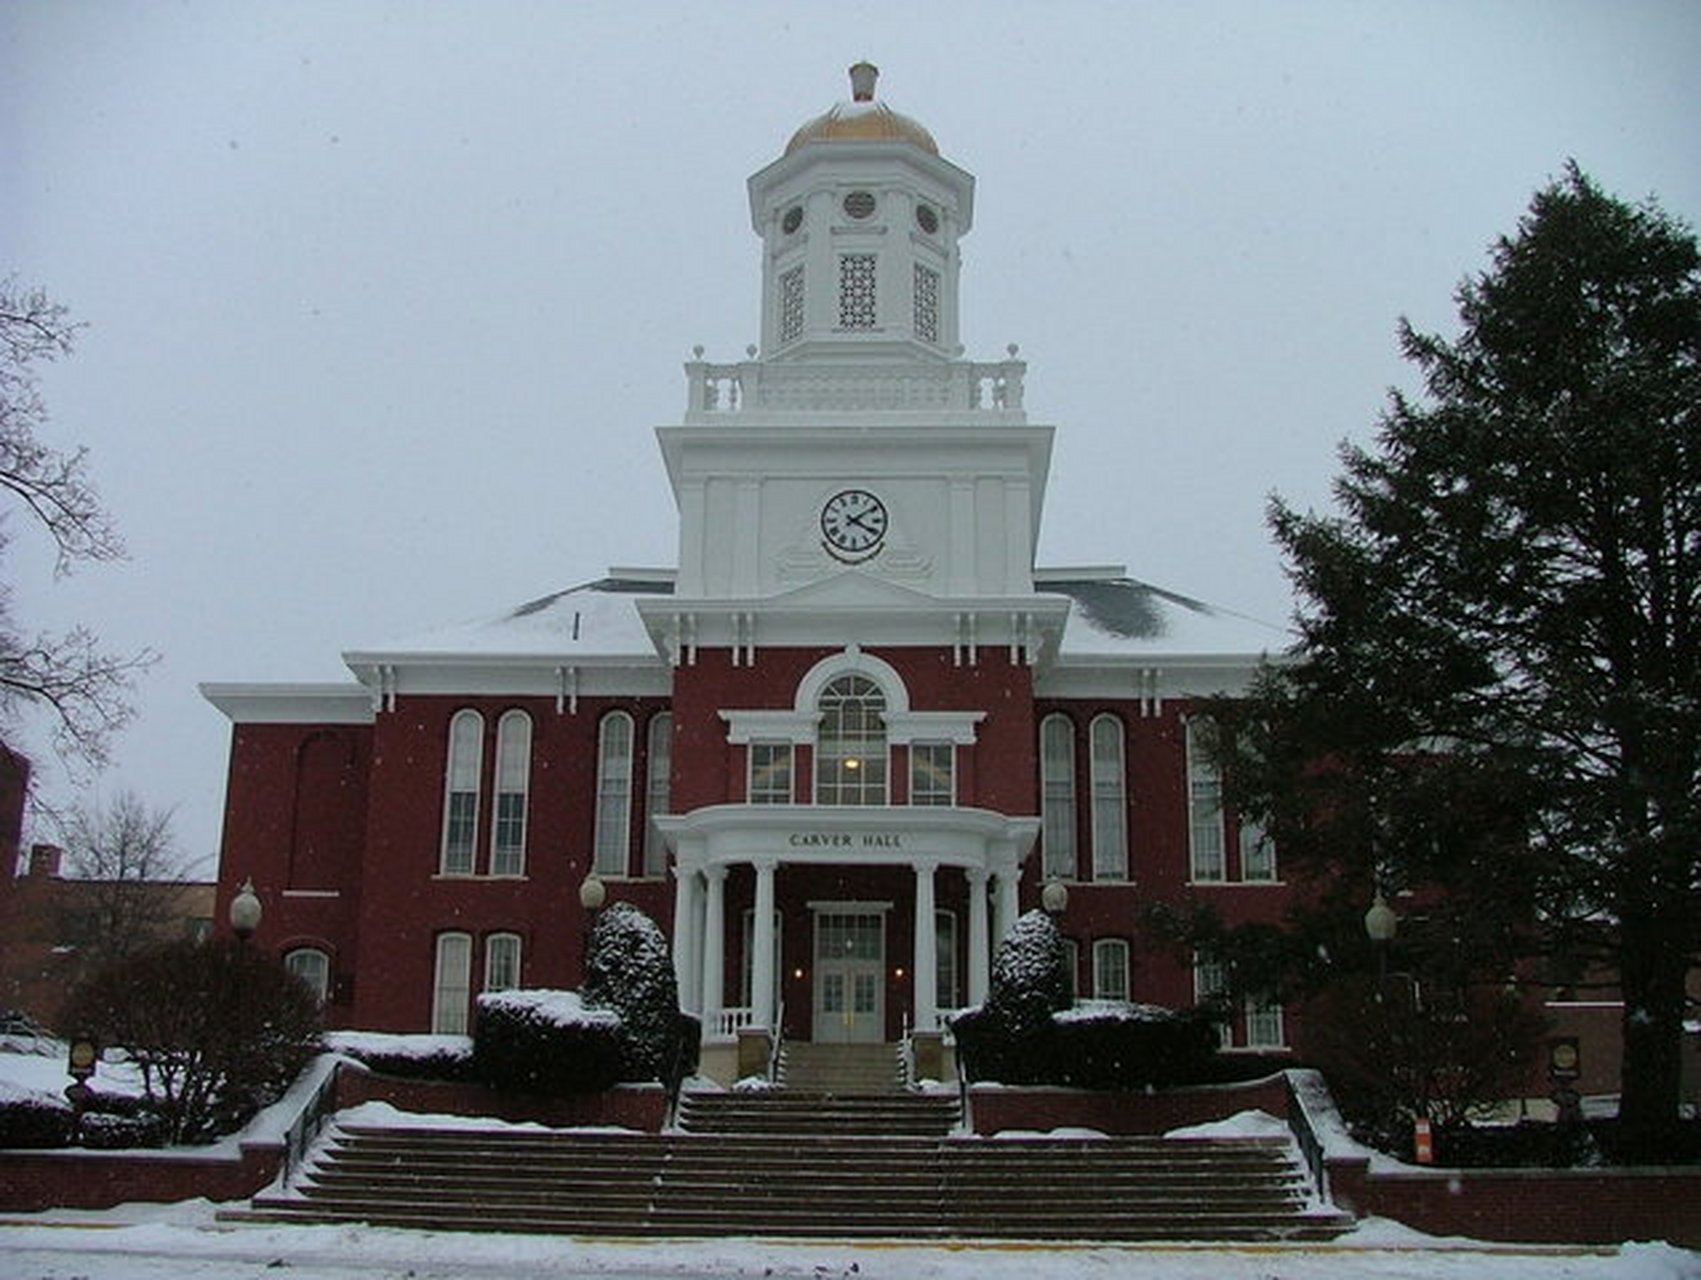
<box><xmin>440</xmin><ymin>710</ymin><xmax>484</xmax><ymax>876</ymax></box>
<box><xmin>593</xmin><ymin>711</ymin><xmax>634</xmax><ymax>876</ymax></box>
<box><xmin>815</xmin><ymin>674</ymin><xmax>887</xmax><ymax>805</ymax></box>
<box><xmin>643</xmin><ymin>713</ymin><xmax>673</xmax><ymax>877</ymax></box>
<box><xmin>1039</xmin><ymin>714</ymin><xmax>1076</xmax><ymax>880</ymax></box>
<box><xmin>489</xmin><ymin>711</ymin><xmax>532</xmax><ymax>877</ymax></box>
<box><xmin>1089</xmin><ymin>714</ymin><xmax>1127</xmax><ymax>881</ymax></box>
<box><xmin>1186</xmin><ymin>717</ymin><xmax>1226</xmax><ymax>882</ymax></box>
<box><xmin>432</xmin><ymin>932</ymin><xmax>473</xmax><ymax>1034</ymax></box>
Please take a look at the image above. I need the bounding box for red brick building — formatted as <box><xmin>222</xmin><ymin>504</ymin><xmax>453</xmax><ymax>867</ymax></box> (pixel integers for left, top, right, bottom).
<box><xmin>203</xmin><ymin>66</ymin><xmax>1295</xmax><ymax>1081</ymax></box>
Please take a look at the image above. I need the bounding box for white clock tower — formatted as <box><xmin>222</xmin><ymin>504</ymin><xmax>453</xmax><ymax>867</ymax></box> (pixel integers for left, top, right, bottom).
<box><xmin>644</xmin><ymin>63</ymin><xmax>1067</xmax><ymax>664</ymax></box>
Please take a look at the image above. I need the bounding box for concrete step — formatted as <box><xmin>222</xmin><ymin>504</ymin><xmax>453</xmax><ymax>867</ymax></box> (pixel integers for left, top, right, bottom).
<box><xmin>232</xmin><ymin>1115</ymin><xmax>1357</xmax><ymax>1241</ymax></box>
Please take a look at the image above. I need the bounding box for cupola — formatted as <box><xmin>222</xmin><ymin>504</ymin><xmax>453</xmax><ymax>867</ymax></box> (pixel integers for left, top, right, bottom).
<box><xmin>747</xmin><ymin>63</ymin><xmax>975</xmax><ymax>364</ymax></box>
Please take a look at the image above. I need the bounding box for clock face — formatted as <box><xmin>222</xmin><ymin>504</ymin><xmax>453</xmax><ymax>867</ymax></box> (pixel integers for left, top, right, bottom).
<box><xmin>820</xmin><ymin>489</ymin><xmax>888</xmax><ymax>560</ymax></box>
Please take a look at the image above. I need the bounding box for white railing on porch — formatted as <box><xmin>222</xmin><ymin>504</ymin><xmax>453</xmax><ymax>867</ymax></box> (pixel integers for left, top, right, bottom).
<box><xmin>710</xmin><ymin>1006</ymin><xmax>756</xmax><ymax>1040</ymax></box>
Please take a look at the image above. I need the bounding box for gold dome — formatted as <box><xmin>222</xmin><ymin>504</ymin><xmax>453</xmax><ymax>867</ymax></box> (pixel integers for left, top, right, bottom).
<box><xmin>784</xmin><ymin>62</ymin><xmax>939</xmax><ymax>157</ymax></box>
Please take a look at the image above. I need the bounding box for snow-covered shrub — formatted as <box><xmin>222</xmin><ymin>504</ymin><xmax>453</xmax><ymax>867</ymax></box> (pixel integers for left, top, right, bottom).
<box><xmin>0</xmin><ymin>1090</ymin><xmax>73</xmax><ymax>1148</ymax></box>
<box><xmin>57</xmin><ymin>938</ymin><xmax>321</xmax><ymax>1144</ymax></box>
<box><xmin>985</xmin><ymin>910</ymin><xmax>1071</xmax><ymax>1033</ymax></box>
<box><xmin>582</xmin><ymin>902</ymin><xmax>698</xmax><ymax>1082</ymax></box>
<box><xmin>955</xmin><ymin>912</ymin><xmax>1216</xmax><ymax>1088</ymax></box>
<box><xmin>472</xmin><ymin>989</ymin><xmax>625</xmax><ymax>1096</ymax></box>
<box><xmin>324</xmin><ymin>1031</ymin><xmax>475</xmax><ymax>1081</ymax></box>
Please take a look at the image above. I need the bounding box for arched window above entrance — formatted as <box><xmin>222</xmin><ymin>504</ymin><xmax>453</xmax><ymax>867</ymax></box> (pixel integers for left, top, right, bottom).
<box><xmin>816</xmin><ymin>674</ymin><xmax>887</xmax><ymax>805</ymax></box>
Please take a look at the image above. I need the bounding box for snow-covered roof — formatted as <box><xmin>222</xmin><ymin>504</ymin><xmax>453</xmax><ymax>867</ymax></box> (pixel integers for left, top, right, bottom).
<box><xmin>1043</xmin><ymin>575</ymin><xmax>1291</xmax><ymax>660</ymax></box>
<box><xmin>348</xmin><ymin>576</ymin><xmax>669</xmax><ymax>664</ymax></box>
<box><xmin>348</xmin><ymin>571</ymin><xmax>1289</xmax><ymax>668</ymax></box>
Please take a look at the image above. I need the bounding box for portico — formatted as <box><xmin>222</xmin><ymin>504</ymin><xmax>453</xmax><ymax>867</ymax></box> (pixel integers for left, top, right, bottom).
<box><xmin>659</xmin><ymin>804</ymin><xmax>1036</xmax><ymax>1045</ymax></box>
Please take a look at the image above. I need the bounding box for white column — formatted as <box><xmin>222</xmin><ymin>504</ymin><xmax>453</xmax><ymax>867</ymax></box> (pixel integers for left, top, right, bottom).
<box><xmin>672</xmin><ymin>865</ymin><xmax>702</xmax><ymax>1014</ymax></box>
<box><xmin>751</xmin><ymin>858</ymin><xmax>777</xmax><ymax>1031</ymax></box>
<box><xmin>966</xmin><ymin>866</ymin><xmax>991</xmax><ymax>1008</ymax></box>
<box><xmin>913</xmin><ymin>859</ymin><xmax>938</xmax><ymax>1032</ymax></box>
<box><xmin>701</xmin><ymin>864</ymin><xmax>727</xmax><ymax>1034</ymax></box>
<box><xmin>994</xmin><ymin>861</ymin><xmax>1020</xmax><ymax>947</ymax></box>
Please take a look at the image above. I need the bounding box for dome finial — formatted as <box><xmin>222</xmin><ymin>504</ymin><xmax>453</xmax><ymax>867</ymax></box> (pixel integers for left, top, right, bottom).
<box><xmin>848</xmin><ymin>61</ymin><xmax>878</xmax><ymax>102</ymax></box>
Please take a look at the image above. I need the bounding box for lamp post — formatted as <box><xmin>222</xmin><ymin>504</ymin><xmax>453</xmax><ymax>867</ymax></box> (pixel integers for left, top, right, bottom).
<box><xmin>230</xmin><ymin>877</ymin><xmax>263</xmax><ymax>949</ymax></box>
<box><xmin>1041</xmin><ymin>878</ymin><xmax>1069</xmax><ymax>917</ymax></box>
<box><xmin>1364</xmin><ymin>889</ymin><xmax>1397</xmax><ymax>993</ymax></box>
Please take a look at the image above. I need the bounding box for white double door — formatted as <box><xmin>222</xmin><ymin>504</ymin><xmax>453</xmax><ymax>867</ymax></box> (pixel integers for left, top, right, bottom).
<box><xmin>812</xmin><ymin>910</ymin><xmax>885</xmax><ymax>1043</ymax></box>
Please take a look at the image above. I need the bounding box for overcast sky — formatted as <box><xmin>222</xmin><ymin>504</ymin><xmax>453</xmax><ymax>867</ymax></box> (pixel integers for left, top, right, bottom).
<box><xmin>3</xmin><ymin>1</ymin><xmax>1698</xmax><ymax>872</ymax></box>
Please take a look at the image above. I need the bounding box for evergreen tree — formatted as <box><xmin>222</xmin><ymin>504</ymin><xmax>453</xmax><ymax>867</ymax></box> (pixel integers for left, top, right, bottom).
<box><xmin>1219</xmin><ymin>166</ymin><xmax>1700</xmax><ymax>1156</ymax></box>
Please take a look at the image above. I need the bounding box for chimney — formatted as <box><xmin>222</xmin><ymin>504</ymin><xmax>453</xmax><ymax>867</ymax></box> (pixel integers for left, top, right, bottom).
<box><xmin>28</xmin><ymin>844</ymin><xmax>62</xmax><ymax>879</ymax></box>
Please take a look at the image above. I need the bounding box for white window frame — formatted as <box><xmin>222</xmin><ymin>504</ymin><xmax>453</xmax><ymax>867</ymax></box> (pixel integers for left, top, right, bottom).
<box><xmin>440</xmin><ymin>710</ymin><xmax>484</xmax><ymax>876</ymax></box>
<box><xmin>1240</xmin><ymin>817</ymin><xmax>1277</xmax><ymax>883</ymax></box>
<box><xmin>1186</xmin><ymin>717</ymin><xmax>1226</xmax><ymax>883</ymax></box>
<box><xmin>1040</xmin><ymin>714</ymin><xmax>1077</xmax><ymax>880</ymax></box>
<box><xmin>432</xmin><ymin>932</ymin><xmax>473</xmax><ymax>1035</ymax></box>
<box><xmin>489</xmin><ymin>710</ymin><xmax>531</xmax><ymax>877</ymax></box>
<box><xmin>284</xmin><ymin>947</ymin><xmax>331</xmax><ymax>1006</ymax></box>
<box><xmin>1245</xmin><ymin>992</ymin><xmax>1286</xmax><ymax>1049</ymax></box>
<box><xmin>643</xmin><ymin>713</ymin><xmax>673</xmax><ymax>877</ymax></box>
<box><xmin>484</xmin><ymin>931</ymin><xmax>522</xmax><ymax>994</ymax></box>
<box><xmin>1193</xmin><ymin>951</ymin><xmax>1231</xmax><ymax>1049</ymax></box>
<box><xmin>1092</xmin><ymin>938</ymin><xmax>1130</xmax><ymax>1002</ymax></box>
<box><xmin>814</xmin><ymin>674</ymin><xmax>888</xmax><ymax>805</ymax></box>
<box><xmin>1089</xmin><ymin>714</ymin><xmax>1127</xmax><ymax>881</ymax></box>
<box><xmin>909</xmin><ymin>741</ymin><xmax>955</xmax><ymax>806</ymax></box>
<box><xmin>748</xmin><ymin>740</ymin><xmax>794</xmax><ymax>805</ymax></box>
<box><xmin>935</xmin><ymin>909</ymin><xmax>959</xmax><ymax>1011</ymax></box>
<box><xmin>593</xmin><ymin>711</ymin><xmax>634</xmax><ymax>876</ymax></box>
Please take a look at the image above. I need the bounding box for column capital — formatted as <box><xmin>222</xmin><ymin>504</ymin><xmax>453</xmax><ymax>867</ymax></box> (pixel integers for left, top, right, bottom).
<box><xmin>702</xmin><ymin>862</ymin><xmax>729</xmax><ymax>885</ymax></box>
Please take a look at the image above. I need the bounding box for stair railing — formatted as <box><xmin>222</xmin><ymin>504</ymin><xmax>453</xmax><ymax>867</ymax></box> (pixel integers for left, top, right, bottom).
<box><xmin>1283</xmin><ymin>1069</ymin><xmax>1334</xmax><ymax>1207</ymax></box>
<box><xmin>765</xmin><ymin>999</ymin><xmax>786</xmax><ymax>1083</ymax></box>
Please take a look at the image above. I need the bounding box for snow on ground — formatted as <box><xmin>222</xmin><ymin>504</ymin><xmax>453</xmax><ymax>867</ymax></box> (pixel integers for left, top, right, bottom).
<box><xmin>1</xmin><ymin>1204</ymin><xmax>1696</xmax><ymax>1280</ymax></box>
<box><xmin>3</xmin><ymin>1052</ymin><xmax>1698</xmax><ymax>1278</ymax></box>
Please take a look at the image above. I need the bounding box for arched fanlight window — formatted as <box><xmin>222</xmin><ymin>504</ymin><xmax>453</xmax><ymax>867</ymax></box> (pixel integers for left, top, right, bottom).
<box><xmin>814</xmin><ymin>674</ymin><xmax>887</xmax><ymax>805</ymax></box>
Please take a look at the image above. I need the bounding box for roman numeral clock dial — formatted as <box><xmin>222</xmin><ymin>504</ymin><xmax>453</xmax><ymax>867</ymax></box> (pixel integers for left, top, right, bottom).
<box><xmin>820</xmin><ymin>488</ymin><xmax>888</xmax><ymax>562</ymax></box>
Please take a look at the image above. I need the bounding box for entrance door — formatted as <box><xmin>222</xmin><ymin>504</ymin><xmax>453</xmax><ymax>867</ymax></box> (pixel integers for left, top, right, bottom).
<box><xmin>813</xmin><ymin>911</ymin><xmax>885</xmax><ymax>1043</ymax></box>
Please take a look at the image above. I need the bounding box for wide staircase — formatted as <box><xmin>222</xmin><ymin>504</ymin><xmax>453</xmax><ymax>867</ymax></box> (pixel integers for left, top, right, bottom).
<box><xmin>232</xmin><ymin>1043</ymin><xmax>1355</xmax><ymax>1241</ymax></box>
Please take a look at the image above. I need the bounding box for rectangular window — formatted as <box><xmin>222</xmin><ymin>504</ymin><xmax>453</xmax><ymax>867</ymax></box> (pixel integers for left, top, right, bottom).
<box><xmin>913</xmin><ymin>263</ymin><xmax>940</xmax><ymax>343</ymax></box>
<box><xmin>432</xmin><ymin>933</ymin><xmax>473</xmax><ymax>1035</ymax></box>
<box><xmin>485</xmin><ymin>933</ymin><xmax>522</xmax><ymax>993</ymax></box>
<box><xmin>749</xmin><ymin>741</ymin><xmax>794</xmax><ymax>804</ymax></box>
<box><xmin>1193</xmin><ymin>951</ymin><xmax>1231</xmax><ymax>1049</ymax></box>
<box><xmin>1240</xmin><ymin>818</ymin><xmax>1277</xmax><ymax>882</ymax></box>
<box><xmin>935</xmin><ymin>910</ymin><xmax>959</xmax><ymax>1011</ymax></box>
<box><xmin>1245</xmin><ymin>993</ymin><xmax>1285</xmax><ymax>1049</ymax></box>
<box><xmin>838</xmin><ymin>254</ymin><xmax>876</xmax><ymax>329</ymax></box>
<box><xmin>780</xmin><ymin>265</ymin><xmax>805</xmax><ymax>344</ymax></box>
<box><xmin>1186</xmin><ymin>718</ymin><xmax>1226</xmax><ymax>882</ymax></box>
<box><xmin>909</xmin><ymin>742</ymin><xmax>954</xmax><ymax>806</ymax></box>
<box><xmin>1092</xmin><ymin>938</ymin><xmax>1130</xmax><ymax>1002</ymax></box>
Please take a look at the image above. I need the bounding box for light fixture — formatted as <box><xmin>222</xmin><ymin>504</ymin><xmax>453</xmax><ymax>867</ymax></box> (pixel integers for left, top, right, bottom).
<box><xmin>844</xmin><ymin>757</ymin><xmax>861</xmax><ymax>771</ymax></box>
<box><xmin>229</xmin><ymin>877</ymin><xmax>262</xmax><ymax>941</ymax></box>
<box><xmin>580</xmin><ymin>873</ymin><xmax>608</xmax><ymax>912</ymax></box>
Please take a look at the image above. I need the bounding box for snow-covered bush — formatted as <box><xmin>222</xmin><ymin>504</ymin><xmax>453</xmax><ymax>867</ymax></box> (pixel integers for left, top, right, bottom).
<box><xmin>325</xmin><ymin>1031</ymin><xmax>475</xmax><ymax>1081</ymax></box>
<box><xmin>57</xmin><ymin>938</ymin><xmax>321</xmax><ymax>1144</ymax></box>
<box><xmin>582</xmin><ymin>902</ymin><xmax>698</xmax><ymax>1083</ymax></box>
<box><xmin>0</xmin><ymin>1087</ymin><xmax>73</xmax><ymax>1148</ymax></box>
<box><xmin>954</xmin><ymin>912</ymin><xmax>1216</xmax><ymax>1088</ymax></box>
<box><xmin>472</xmin><ymin>989</ymin><xmax>625</xmax><ymax>1096</ymax></box>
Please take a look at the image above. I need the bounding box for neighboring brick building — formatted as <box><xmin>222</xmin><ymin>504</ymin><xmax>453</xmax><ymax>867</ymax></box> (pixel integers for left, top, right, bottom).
<box><xmin>0</xmin><ymin>842</ymin><xmax>215</xmax><ymax>1028</ymax></box>
<box><xmin>200</xmin><ymin>66</ymin><xmax>1310</xmax><ymax>1080</ymax></box>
